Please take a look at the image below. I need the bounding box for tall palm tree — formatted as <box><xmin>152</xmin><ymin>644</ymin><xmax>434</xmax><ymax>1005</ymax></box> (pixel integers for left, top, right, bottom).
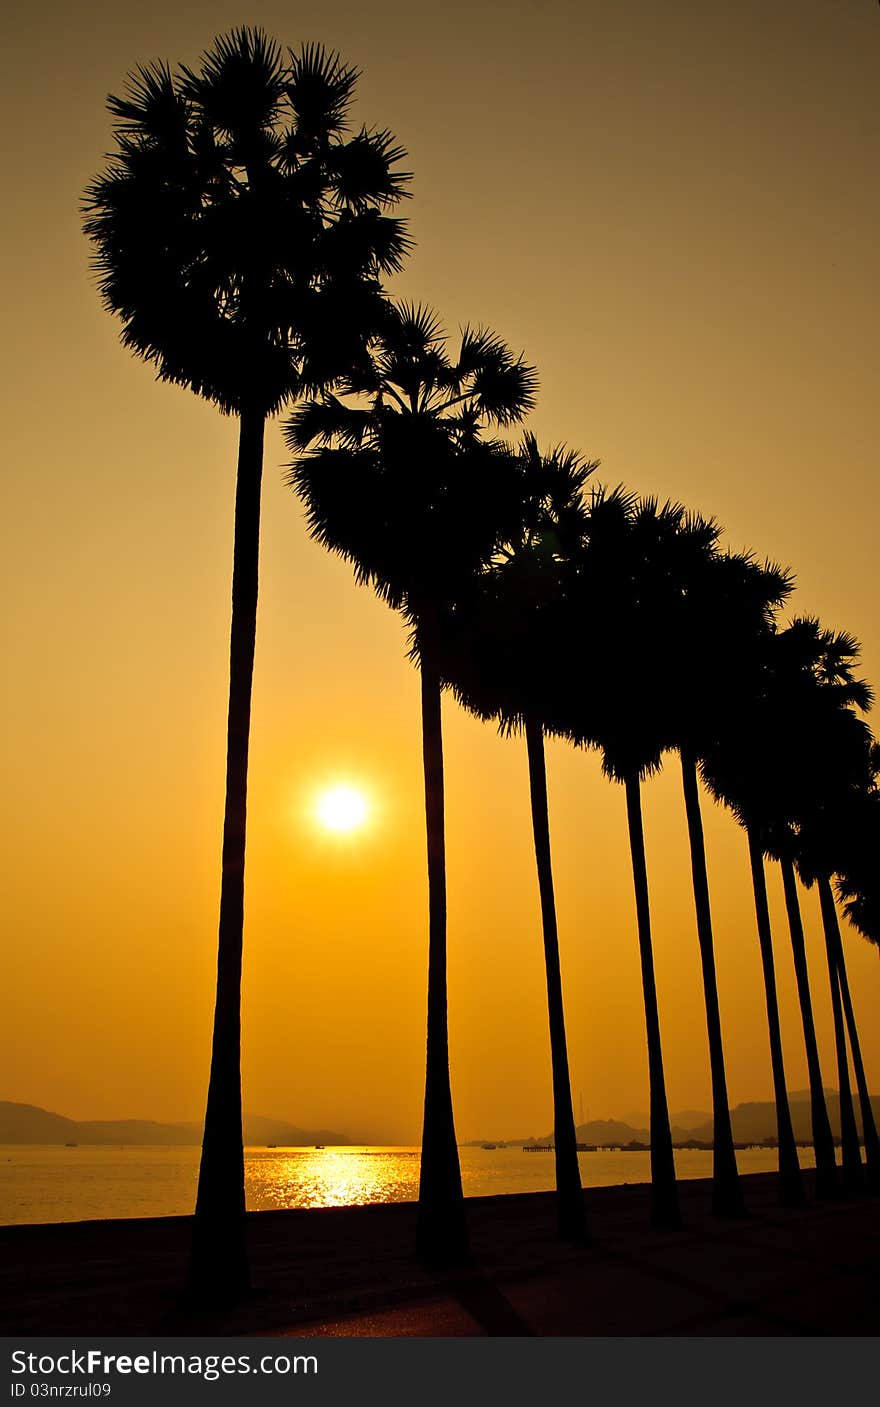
<box><xmin>816</xmin><ymin>875</ymin><xmax>863</xmax><ymax>1192</ymax></box>
<box><xmin>744</xmin><ymin>821</ymin><xmax>805</xmax><ymax>1206</ymax></box>
<box><xmin>832</xmin><ymin>776</ymin><xmax>880</xmax><ymax>1191</ymax></box>
<box><xmin>783</xmin><ymin>623</ymin><xmax>874</xmax><ymax>1197</ymax></box>
<box><xmin>438</xmin><ymin>437</ymin><xmax>595</xmax><ymax>1243</ymax></box>
<box><xmin>566</xmin><ymin>496</ymin><xmax>779</xmax><ymax>1224</ymax></box>
<box><xmin>560</xmin><ymin>490</ymin><xmax>690</xmax><ymax>1230</ymax></box>
<box><xmin>777</xmin><ymin>851</ymin><xmax>840</xmax><ymax>1198</ymax></box>
<box><xmin>83</xmin><ymin>28</ymin><xmax>411</xmax><ymax>1300</ymax></box>
<box><xmin>677</xmin><ymin>549</ymin><xmax>796</xmax><ymax>1215</ymax></box>
<box><xmin>697</xmin><ymin>579</ymin><xmax>805</xmax><ymax>1207</ymax></box>
<box><xmin>285</xmin><ymin>303</ymin><xmax>537</xmax><ymax>1265</ymax></box>
<box><xmin>704</xmin><ymin>619</ymin><xmax>873</xmax><ymax>1201</ymax></box>
<box><xmin>705</xmin><ymin>621</ymin><xmax>838</xmax><ymax>1198</ymax></box>
<box><xmin>827</xmin><ymin>884</ymin><xmax>880</xmax><ymax>1192</ymax></box>
<box><xmin>795</xmin><ymin>680</ymin><xmax>880</xmax><ymax>1193</ymax></box>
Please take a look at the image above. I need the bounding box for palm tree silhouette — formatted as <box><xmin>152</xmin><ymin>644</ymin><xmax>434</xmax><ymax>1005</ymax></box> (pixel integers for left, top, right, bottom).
<box><xmin>697</xmin><ymin>578</ymin><xmax>807</xmax><ymax>1206</ymax></box>
<box><xmin>826</xmin><ymin>885</ymin><xmax>880</xmax><ymax>1192</ymax></box>
<box><xmin>664</xmin><ymin>544</ymin><xmax>787</xmax><ymax>1220</ymax></box>
<box><xmin>560</xmin><ymin>489</ymin><xmax>690</xmax><ymax>1229</ymax></box>
<box><xmin>438</xmin><ymin>436</ymin><xmax>596</xmax><ymax>1243</ymax></box>
<box><xmin>816</xmin><ymin>875</ymin><xmax>863</xmax><ymax>1191</ymax></box>
<box><xmin>705</xmin><ymin>618</ymin><xmax>863</xmax><ymax>1200</ymax></box>
<box><xmin>778</xmin><ymin>851</ymin><xmax>839</xmax><ymax>1198</ymax></box>
<box><xmin>781</xmin><ymin>623</ymin><xmax>874</xmax><ymax>1197</ymax></box>
<box><xmin>794</xmin><ymin>644</ymin><xmax>879</xmax><ymax>1193</ymax></box>
<box><xmin>832</xmin><ymin>774</ymin><xmax>880</xmax><ymax>1191</ymax></box>
<box><xmin>744</xmin><ymin>821</ymin><xmax>805</xmax><ymax>1206</ymax></box>
<box><xmin>285</xmin><ymin>303</ymin><xmax>537</xmax><ymax>1264</ymax></box>
<box><xmin>83</xmin><ymin>28</ymin><xmax>410</xmax><ymax>1300</ymax></box>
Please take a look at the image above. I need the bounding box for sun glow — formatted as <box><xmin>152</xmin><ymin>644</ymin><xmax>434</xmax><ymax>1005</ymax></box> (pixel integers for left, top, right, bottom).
<box><xmin>315</xmin><ymin>784</ymin><xmax>369</xmax><ymax>833</ymax></box>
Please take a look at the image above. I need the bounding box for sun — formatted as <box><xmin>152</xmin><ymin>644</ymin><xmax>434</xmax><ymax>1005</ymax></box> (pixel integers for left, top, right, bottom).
<box><xmin>315</xmin><ymin>785</ymin><xmax>369</xmax><ymax>834</ymax></box>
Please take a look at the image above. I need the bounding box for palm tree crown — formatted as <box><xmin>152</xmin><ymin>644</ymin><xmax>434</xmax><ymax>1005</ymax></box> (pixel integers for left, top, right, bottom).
<box><xmin>285</xmin><ymin>302</ymin><xmax>538</xmax><ymax>611</ymax></box>
<box><xmin>83</xmin><ymin>29</ymin><xmax>411</xmax><ymax>415</ymax></box>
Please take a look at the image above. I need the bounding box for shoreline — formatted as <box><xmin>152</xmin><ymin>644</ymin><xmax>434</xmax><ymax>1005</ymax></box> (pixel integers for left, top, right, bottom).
<box><xmin>2</xmin><ymin>1171</ymin><xmax>879</xmax><ymax>1336</ymax></box>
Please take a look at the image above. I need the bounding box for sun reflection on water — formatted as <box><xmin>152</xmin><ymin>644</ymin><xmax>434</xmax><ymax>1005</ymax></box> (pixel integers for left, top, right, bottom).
<box><xmin>245</xmin><ymin>1147</ymin><xmax>421</xmax><ymax>1212</ymax></box>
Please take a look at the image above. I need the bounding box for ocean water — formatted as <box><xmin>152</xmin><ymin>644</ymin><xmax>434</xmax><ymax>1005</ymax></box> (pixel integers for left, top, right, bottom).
<box><xmin>0</xmin><ymin>1143</ymin><xmax>817</xmax><ymax>1226</ymax></box>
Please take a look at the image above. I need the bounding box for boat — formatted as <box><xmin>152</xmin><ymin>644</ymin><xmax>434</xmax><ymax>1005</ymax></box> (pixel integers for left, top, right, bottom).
<box><xmin>64</xmin><ymin>1141</ymin><xmax>78</xmax><ymax>1147</ymax></box>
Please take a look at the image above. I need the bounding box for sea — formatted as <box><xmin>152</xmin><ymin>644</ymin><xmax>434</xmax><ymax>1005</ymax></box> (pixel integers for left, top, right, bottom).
<box><xmin>0</xmin><ymin>1143</ymin><xmax>819</xmax><ymax>1226</ymax></box>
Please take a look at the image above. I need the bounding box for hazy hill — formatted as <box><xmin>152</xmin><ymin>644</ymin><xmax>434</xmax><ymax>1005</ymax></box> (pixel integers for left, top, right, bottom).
<box><xmin>685</xmin><ymin>1093</ymin><xmax>880</xmax><ymax>1146</ymax></box>
<box><xmin>0</xmin><ymin>1102</ymin><xmax>79</xmax><ymax>1143</ymax></box>
<box><xmin>0</xmin><ymin>1102</ymin><xmax>348</xmax><ymax>1146</ymax></box>
<box><xmin>624</xmin><ymin>1108</ymin><xmax>712</xmax><ymax>1132</ymax></box>
<box><xmin>491</xmin><ymin>1091</ymin><xmax>880</xmax><ymax>1150</ymax></box>
<box><xmin>576</xmin><ymin>1119</ymin><xmax>650</xmax><ymax>1145</ymax></box>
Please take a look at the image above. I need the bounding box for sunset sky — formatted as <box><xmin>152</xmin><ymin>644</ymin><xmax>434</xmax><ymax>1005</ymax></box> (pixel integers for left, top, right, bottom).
<box><xmin>3</xmin><ymin>0</ymin><xmax>879</xmax><ymax>1145</ymax></box>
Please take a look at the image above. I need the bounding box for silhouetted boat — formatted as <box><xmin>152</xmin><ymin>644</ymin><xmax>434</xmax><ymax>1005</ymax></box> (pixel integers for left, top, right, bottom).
<box><xmin>314</xmin><ymin>1144</ymin><xmax>325</xmax><ymax>1149</ymax></box>
<box><xmin>481</xmin><ymin>1143</ymin><xmax>498</xmax><ymax>1150</ymax></box>
<box><xmin>65</xmin><ymin>1142</ymin><xmax>78</xmax><ymax>1147</ymax></box>
<box><xmin>266</xmin><ymin>1143</ymin><xmax>277</xmax><ymax>1148</ymax></box>
<box><xmin>523</xmin><ymin>1144</ymin><xmax>552</xmax><ymax>1151</ymax></box>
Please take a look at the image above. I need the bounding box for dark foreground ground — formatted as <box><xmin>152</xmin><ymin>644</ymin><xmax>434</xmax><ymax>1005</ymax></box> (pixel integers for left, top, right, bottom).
<box><xmin>2</xmin><ymin>1171</ymin><xmax>879</xmax><ymax>1337</ymax></box>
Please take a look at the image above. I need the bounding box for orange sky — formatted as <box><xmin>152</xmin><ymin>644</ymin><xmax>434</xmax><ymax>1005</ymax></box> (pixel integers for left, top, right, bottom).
<box><xmin>2</xmin><ymin>0</ymin><xmax>879</xmax><ymax>1143</ymax></box>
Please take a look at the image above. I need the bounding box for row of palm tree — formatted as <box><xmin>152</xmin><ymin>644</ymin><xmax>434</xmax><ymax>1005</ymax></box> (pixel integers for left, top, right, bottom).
<box><xmin>84</xmin><ymin>27</ymin><xmax>879</xmax><ymax>1304</ymax></box>
<box><xmin>287</xmin><ymin>307</ymin><xmax>880</xmax><ymax>1253</ymax></box>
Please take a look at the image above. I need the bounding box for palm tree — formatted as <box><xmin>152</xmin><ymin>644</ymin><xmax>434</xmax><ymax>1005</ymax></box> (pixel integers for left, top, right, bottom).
<box><xmin>566</xmin><ymin>496</ymin><xmax>778</xmax><ymax>1224</ymax></box>
<box><xmin>677</xmin><ymin>549</ymin><xmax>798</xmax><ymax>1215</ymax></box>
<box><xmin>833</xmin><ymin>777</ymin><xmax>880</xmax><ymax>1191</ymax></box>
<box><xmin>438</xmin><ymin>437</ymin><xmax>595</xmax><ymax>1243</ymax></box>
<box><xmin>697</xmin><ymin>576</ymin><xmax>806</xmax><ymax>1207</ymax></box>
<box><xmin>560</xmin><ymin>490</ymin><xmax>690</xmax><ymax>1229</ymax></box>
<box><xmin>816</xmin><ymin>875</ymin><xmax>863</xmax><ymax>1192</ymax></box>
<box><xmin>285</xmin><ymin>303</ymin><xmax>537</xmax><ymax>1265</ymax></box>
<box><xmin>783</xmin><ymin>623</ymin><xmax>874</xmax><ymax>1197</ymax></box>
<box><xmin>704</xmin><ymin>619</ymin><xmax>870</xmax><ymax>1201</ymax></box>
<box><xmin>778</xmin><ymin>851</ymin><xmax>840</xmax><ymax>1198</ymax></box>
<box><xmin>744</xmin><ymin>821</ymin><xmax>805</xmax><ymax>1206</ymax></box>
<box><xmin>795</xmin><ymin>677</ymin><xmax>880</xmax><ymax>1193</ymax></box>
<box><xmin>83</xmin><ymin>28</ymin><xmax>410</xmax><ymax>1300</ymax></box>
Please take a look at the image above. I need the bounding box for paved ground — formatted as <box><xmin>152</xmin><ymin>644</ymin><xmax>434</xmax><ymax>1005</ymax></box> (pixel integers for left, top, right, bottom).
<box><xmin>2</xmin><ymin>1171</ymin><xmax>879</xmax><ymax>1337</ymax></box>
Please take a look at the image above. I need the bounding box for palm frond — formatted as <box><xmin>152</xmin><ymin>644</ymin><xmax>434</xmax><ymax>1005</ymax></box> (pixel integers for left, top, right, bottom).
<box><xmin>180</xmin><ymin>28</ymin><xmax>285</xmax><ymax>138</ymax></box>
<box><xmin>326</xmin><ymin>127</ymin><xmax>412</xmax><ymax>208</ymax></box>
<box><xmin>285</xmin><ymin>43</ymin><xmax>359</xmax><ymax>140</ymax></box>
<box><xmin>283</xmin><ymin>394</ymin><xmax>372</xmax><ymax>450</ymax></box>
<box><xmin>107</xmin><ymin>63</ymin><xmax>188</xmax><ymax>148</ymax></box>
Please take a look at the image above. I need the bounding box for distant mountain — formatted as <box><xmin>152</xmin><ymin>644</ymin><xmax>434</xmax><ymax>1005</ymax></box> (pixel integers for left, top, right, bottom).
<box><xmin>685</xmin><ymin>1093</ymin><xmax>880</xmax><ymax>1146</ymax></box>
<box><xmin>0</xmin><ymin>1103</ymin><xmax>79</xmax><ymax>1143</ymax></box>
<box><xmin>475</xmin><ymin>1090</ymin><xmax>880</xmax><ymax>1151</ymax></box>
<box><xmin>576</xmin><ymin>1119</ymin><xmax>650</xmax><ymax>1146</ymax></box>
<box><xmin>243</xmin><ymin>1114</ymin><xmax>349</xmax><ymax>1147</ymax></box>
<box><xmin>0</xmin><ymin>1102</ymin><xmax>349</xmax><ymax>1147</ymax></box>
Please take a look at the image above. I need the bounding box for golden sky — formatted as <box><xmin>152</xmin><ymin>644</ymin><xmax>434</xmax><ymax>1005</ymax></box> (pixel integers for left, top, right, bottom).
<box><xmin>2</xmin><ymin>0</ymin><xmax>879</xmax><ymax>1143</ymax></box>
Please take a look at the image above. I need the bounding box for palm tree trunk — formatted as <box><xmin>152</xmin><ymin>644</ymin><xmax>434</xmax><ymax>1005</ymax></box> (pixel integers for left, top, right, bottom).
<box><xmin>779</xmin><ymin>855</ymin><xmax>839</xmax><ymax>1199</ymax></box>
<box><xmin>524</xmin><ymin>718</ymin><xmax>588</xmax><ymax>1244</ymax></box>
<box><xmin>680</xmin><ymin>751</ymin><xmax>743</xmax><ymax>1218</ymax></box>
<box><xmin>818</xmin><ymin>874</ymin><xmax>880</xmax><ymax>1190</ymax></box>
<box><xmin>415</xmin><ymin>619</ymin><xmax>468</xmax><ymax>1267</ymax></box>
<box><xmin>624</xmin><ymin>770</ymin><xmax>681</xmax><ymax>1229</ymax></box>
<box><xmin>189</xmin><ymin>406</ymin><xmax>264</xmax><ymax>1301</ymax></box>
<box><xmin>746</xmin><ymin>827</ymin><xmax>803</xmax><ymax>1207</ymax></box>
<box><xmin>816</xmin><ymin>874</ymin><xmax>862</xmax><ymax>1192</ymax></box>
